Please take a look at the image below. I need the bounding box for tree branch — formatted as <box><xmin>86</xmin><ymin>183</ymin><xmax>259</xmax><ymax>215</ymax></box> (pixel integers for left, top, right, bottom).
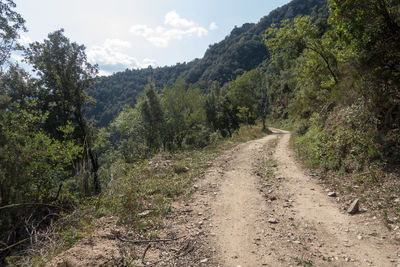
<box><xmin>0</xmin><ymin>202</ymin><xmax>62</xmax><ymax>211</ymax></box>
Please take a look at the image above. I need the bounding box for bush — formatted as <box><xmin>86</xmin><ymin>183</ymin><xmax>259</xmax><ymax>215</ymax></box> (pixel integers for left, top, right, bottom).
<box><xmin>294</xmin><ymin>108</ymin><xmax>384</xmax><ymax>173</ymax></box>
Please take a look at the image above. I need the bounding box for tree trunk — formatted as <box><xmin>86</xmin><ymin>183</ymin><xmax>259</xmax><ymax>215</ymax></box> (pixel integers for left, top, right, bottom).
<box><xmin>0</xmin><ymin>183</ymin><xmax>9</xmax><ymax>206</ymax></box>
<box><xmin>88</xmin><ymin>147</ymin><xmax>101</xmax><ymax>194</ymax></box>
<box><xmin>75</xmin><ymin>111</ymin><xmax>100</xmax><ymax>194</ymax></box>
<box><xmin>262</xmin><ymin>116</ymin><xmax>266</xmax><ymax>132</ymax></box>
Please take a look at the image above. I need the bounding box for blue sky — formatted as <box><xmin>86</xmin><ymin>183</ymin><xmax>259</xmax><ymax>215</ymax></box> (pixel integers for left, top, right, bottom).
<box><xmin>14</xmin><ymin>0</ymin><xmax>291</xmax><ymax>76</ymax></box>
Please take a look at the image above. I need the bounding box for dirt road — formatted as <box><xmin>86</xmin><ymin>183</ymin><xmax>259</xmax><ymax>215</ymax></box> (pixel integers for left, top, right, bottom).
<box><xmin>202</xmin><ymin>129</ymin><xmax>399</xmax><ymax>266</ymax></box>
<box><xmin>48</xmin><ymin>129</ymin><xmax>400</xmax><ymax>266</ymax></box>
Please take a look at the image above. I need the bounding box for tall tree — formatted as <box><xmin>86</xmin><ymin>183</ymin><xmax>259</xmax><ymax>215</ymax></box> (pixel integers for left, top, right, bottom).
<box><xmin>0</xmin><ymin>0</ymin><xmax>26</xmax><ymax>112</ymax></box>
<box><xmin>205</xmin><ymin>82</ymin><xmax>239</xmax><ymax>137</ymax></box>
<box><xmin>226</xmin><ymin>69</ymin><xmax>263</xmax><ymax>125</ymax></box>
<box><xmin>23</xmin><ymin>29</ymin><xmax>101</xmax><ymax>194</ymax></box>
<box><xmin>162</xmin><ymin>79</ymin><xmax>206</xmax><ymax>148</ymax></box>
<box><xmin>109</xmin><ymin>105</ymin><xmax>148</xmax><ymax>162</ymax></box>
<box><xmin>0</xmin><ymin>0</ymin><xmax>26</xmax><ymax>68</ymax></box>
<box><xmin>0</xmin><ymin>64</ymin><xmax>37</xmax><ymax>104</ymax></box>
<box><xmin>264</xmin><ymin>16</ymin><xmax>338</xmax><ymax>84</ymax></box>
<box><xmin>139</xmin><ymin>83</ymin><xmax>165</xmax><ymax>152</ymax></box>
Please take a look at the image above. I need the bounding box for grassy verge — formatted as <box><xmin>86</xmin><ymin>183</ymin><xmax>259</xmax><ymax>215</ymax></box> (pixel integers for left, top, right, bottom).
<box><xmin>267</xmin><ymin>117</ymin><xmax>295</xmax><ymax>132</ymax></box>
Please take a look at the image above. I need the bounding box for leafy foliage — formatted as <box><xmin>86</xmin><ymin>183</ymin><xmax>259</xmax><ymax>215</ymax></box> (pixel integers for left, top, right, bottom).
<box><xmin>227</xmin><ymin>69</ymin><xmax>263</xmax><ymax>125</ymax></box>
<box><xmin>162</xmin><ymin>79</ymin><xmax>207</xmax><ymax>149</ymax></box>
<box><xmin>140</xmin><ymin>83</ymin><xmax>165</xmax><ymax>151</ymax></box>
<box><xmin>205</xmin><ymin>82</ymin><xmax>239</xmax><ymax>137</ymax></box>
<box><xmin>0</xmin><ymin>24</ymin><xmax>100</xmax><ymax>262</ymax></box>
<box><xmin>109</xmin><ymin>105</ymin><xmax>147</xmax><ymax>163</ymax></box>
<box><xmin>23</xmin><ymin>29</ymin><xmax>101</xmax><ymax>194</ymax></box>
<box><xmin>330</xmin><ymin>0</ymin><xmax>400</xmax><ymax>155</ymax></box>
<box><xmin>105</xmin><ymin>78</ymin><xmax>209</xmax><ymax>164</ymax></box>
<box><xmin>0</xmin><ymin>101</ymin><xmax>82</xmax><ymax>259</ymax></box>
<box><xmin>0</xmin><ymin>0</ymin><xmax>26</xmax><ymax>67</ymax></box>
<box><xmin>0</xmin><ymin>102</ymin><xmax>82</xmax><ymax>205</ymax></box>
<box><xmin>263</xmin><ymin>0</ymin><xmax>400</xmax><ymax>172</ymax></box>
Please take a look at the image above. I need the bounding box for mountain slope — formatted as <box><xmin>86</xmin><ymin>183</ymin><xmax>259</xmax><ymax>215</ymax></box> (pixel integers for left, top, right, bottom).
<box><xmin>86</xmin><ymin>0</ymin><xmax>328</xmax><ymax>127</ymax></box>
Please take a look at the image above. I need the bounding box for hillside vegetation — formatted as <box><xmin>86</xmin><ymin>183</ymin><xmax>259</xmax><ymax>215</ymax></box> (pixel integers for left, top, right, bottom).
<box><xmin>1</xmin><ymin>0</ymin><xmax>399</xmax><ymax>265</ymax></box>
<box><xmin>264</xmin><ymin>1</ymin><xmax>400</xmax><ymax>172</ymax></box>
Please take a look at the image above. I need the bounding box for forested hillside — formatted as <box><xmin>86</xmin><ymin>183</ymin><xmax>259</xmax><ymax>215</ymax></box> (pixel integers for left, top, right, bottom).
<box><xmin>87</xmin><ymin>0</ymin><xmax>328</xmax><ymax>127</ymax></box>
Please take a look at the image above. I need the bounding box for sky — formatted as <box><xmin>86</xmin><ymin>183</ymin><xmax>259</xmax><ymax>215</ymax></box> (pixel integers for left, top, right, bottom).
<box><xmin>14</xmin><ymin>0</ymin><xmax>291</xmax><ymax>76</ymax></box>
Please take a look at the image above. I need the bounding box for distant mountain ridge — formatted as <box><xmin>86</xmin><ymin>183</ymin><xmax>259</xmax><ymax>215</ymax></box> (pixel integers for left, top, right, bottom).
<box><xmin>86</xmin><ymin>0</ymin><xmax>328</xmax><ymax>127</ymax></box>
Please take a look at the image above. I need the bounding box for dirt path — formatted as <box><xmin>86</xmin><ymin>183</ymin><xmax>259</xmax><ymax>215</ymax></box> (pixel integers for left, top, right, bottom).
<box><xmin>211</xmin><ymin>135</ymin><xmax>276</xmax><ymax>266</ymax></box>
<box><xmin>204</xmin><ymin>129</ymin><xmax>400</xmax><ymax>266</ymax></box>
<box><xmin>47</xmin><ymin>129</ymin><xmax>400</xmax><ymax>266</ymax></box>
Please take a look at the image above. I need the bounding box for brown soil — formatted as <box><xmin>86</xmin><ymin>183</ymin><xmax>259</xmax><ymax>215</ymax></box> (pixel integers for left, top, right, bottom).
<box><xmin>46</xmin><ymin>217</ymin><xmax>122</xmax><ymax>267</ymax></box>
<box><xmin>47</xmin><ymin>129</ymin><xmax>400</xmax><ymax>266</ymax></box>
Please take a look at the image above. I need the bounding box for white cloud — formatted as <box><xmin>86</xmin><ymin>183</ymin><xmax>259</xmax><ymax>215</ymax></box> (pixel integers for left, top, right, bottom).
<box><xmin>209</xmin><ymin>22</ymin><xmax>218</xmax><ymax>31</ymax></box>
<box><xmin>10</xmin><ymin>53</ymin><xmax>24</xmax><ymax>63</ymax></box>
<box><xmin>130</xmin><ymin>25</ymin><xmax>153</xmax><ymax>37</ymax></box>
<box><xmin>88</xmin><ymin>39</ymin><xmax>136</xmax><ymax>67</ymax></box>
<box><xmin>18</xmin><ymin>34</ymin><xmax>32</xmax><ymax>46</ymax></box>
<box><xmin>103</xmin><ymin>38</ymin><xmax>131</xmax><ymax>49</ymax></box>
<box><xmin>130</xmin><ymin>11</ymin><xmax>209</xmax><ymax>47</ymax></box>
<box><xmin>142</xmin><ymin>58</ymin><xmax>158</xmax><ymax>67</ymax></box>
<box><xmin>87</xmin><ymin>38</ymin><xmax>157</xmax><ymax>74</ymax></box>
<box><xmin>164</xmin><ymin>10</ymin><xmax>194</xmax><ymax>28</ymax></box>
<box><xmin>97</xmin><ymin>69</ymin><xmax>112</xmax><ymax>76</ymax></box>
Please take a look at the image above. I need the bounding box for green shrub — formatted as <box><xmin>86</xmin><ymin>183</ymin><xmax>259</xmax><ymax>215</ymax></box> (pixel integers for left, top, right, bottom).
<box><xmin>293</xmin><ymin>109</ymin><xmax>383</xmax><ymax>173</ymax></box>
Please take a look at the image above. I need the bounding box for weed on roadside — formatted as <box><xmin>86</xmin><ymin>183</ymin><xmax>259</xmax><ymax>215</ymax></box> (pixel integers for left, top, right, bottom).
<box><xmin>295</xmin><ymin>256</ymin><xmax>314</xmax><ymax>266</ymax></box>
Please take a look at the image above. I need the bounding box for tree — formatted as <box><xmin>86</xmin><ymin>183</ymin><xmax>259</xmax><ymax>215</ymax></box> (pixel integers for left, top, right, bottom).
<box><xmin>0</xmin><ymin>102</ymin><xmax>82</xmax><ymax>205</ymax></box>
<box><xmin>264</xmin><ymin>16</ymin><xmax>338</xmax><ymax>84</ymax></box>
<box><xmin>23</xmin><ymin>29</ymin><xmax>101</xmax><ymax>194</ymax></box>
<box><xmin>0</xmin><ymin>0</ymin><xmax>26</xmax><ymax>67</ymax></box>
<box><xmin>139</xmin><ymin>83</ymin><xmax>165</xmax><ymax>152</ymax></box>
<box><xmin>258</xmin><ymin>73</ymin><xmax>269</xmax><ymax>131</ymax></box>
<box><xmin>330</xmin><ymin>0</ymin><xmax>400</xmax><ymax>132</ymax></box>
<box><xmin>0</xmin><ymin>64</ymin><xmax>37</xmax><ymax>105</ymax></box>
<box><xmin>262</xmin><ymin>16</ymin><xmax>341</xmax><ymax>126</ymax></box>
<box><xmin>330</xmin><ymin>0</ymin><xmax>400</xmax><ymax>58</ymax></box>
<box><xmin>0</xmin><ymin>101</ymin><xmax>82</xmax><ymax>255</ymax></box>
<box><xmin>205</xmin><ymin>82</ymin><xmax>239</xmax><ymax>137</ymax></box>
<box><xmin>162</xmin><ymin>79</ymin><xmax>206</xmax><ymax>148</ymax></box>
<box><xmin>226</xmin><ymin>69</ymin><xmax>263</xmax><ymax>125</ymax></box>
<box><xmin>109</xmin><ymin>105</ymin><xmax>148</xmax><ymax>162</ymax></box>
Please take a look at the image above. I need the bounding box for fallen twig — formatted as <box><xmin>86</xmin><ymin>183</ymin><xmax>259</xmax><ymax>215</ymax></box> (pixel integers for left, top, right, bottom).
<box><xmin>118</xmin><ymin>235</ymin><xmax>185</xmax><ymax>244</ymax></box>
<box><xmin>0</xmin><ymin>233</ymin><xmax>50</xmax><ymax>253</ymax></box>
<box><xmin>0</xmin><ymin>237</ymin><xmax>32</xmax><ymax>253</ymax></box>
<box><xmin>141</xmin><ymin>244</ymin><xmax>151</xmax><ymax>265</ymax></box>
<box><xmin>140</xmin><ymin>239</ymin><xmax>196</xmax><ymax>267</ymax></box>
<box><xmin>0</xmin><ymin>203</ymin><xmax>62</xmax><ymax>211</ymax></box>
